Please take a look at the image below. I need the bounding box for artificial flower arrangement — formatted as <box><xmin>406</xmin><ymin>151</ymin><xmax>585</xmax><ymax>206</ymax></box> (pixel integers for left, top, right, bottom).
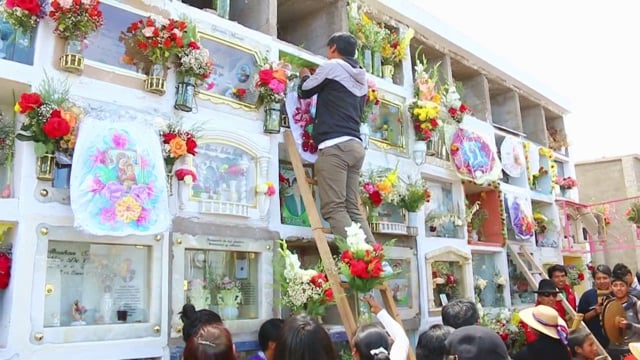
<box><xmin>278</xmin><ymin>172</ymin><xmax>290</xmax><ymax>198</ymax></box>
<box><xmin>0</xmin><ymin>0</ymin><xmax>45</xmax><ymax>40</ymax></box>
<box><xmin>474</xmin><ymin>276</ymin><xmax>488</xmax><ymax>304</ymax></box>
<box><xmin>566</xmin><ymin>264</ymin><xmax>586</xmax><ymax>287</ymax></box>
<box><xmin>442</xmin><ymin>84</ymin><xmax>472</xmax><ymax>124</ymax></box>
<box><xmin>361</xmin><ymin>77</ymin><xmax>381</xmax><ymax>123</ymax></box>
<box><xmin>530</xmin><ymin>166</ymin><xmax>548</xmax><ymax>188</ymax></box>
<box><xmin>380</xmin><ymin>27</ymin><xmax>414</xmax><ymax>66</ymax></box>
<box><xmin>556</xmin><ymin>176</ymin><xmax>578</xmax><ymax>190</ymax></box>
<box><xmin>0</xmin><ymin>112</ymin><xmax>14</xmax><ymax>198</ymax></box>
<box><xmin>256</xmin><ymin>181</ymin><xmax>276</xmax><ymax>197</ymax></box>
<box><xmin>157</xmin><ymin>118</ymin><xmax>198</xmax><ymax>173</ymax></box>
<box><xmin>426</xmin><ymin>211</ymin><xmax>464</xmax><ymax>234</ymax></box>
<box><xmin>293</xmin><ymin>95</ymin><xmax>317</xmax><ymax>154</ymax></box>
<box><xmin>215</xmin><ymin>276</ymin><xmax>242</xmax><ymax>307</ymax></box>
<box><xmin>547</xmin><ymin>126</ymin><xmax>569</xmax><ymax>151</ymax></box>
<box><xmin>408</xmin><ymin>54</ymin><xmax>442</xmax><ymax>141</ymax></box>
<box><xmin>174</xmin><ymin>23</ymin><xmax>213</xmax><ymax>83</ymax></box>
<box><xmin>15</xmin><ymin>74</ymin><xmax>81</xmax><ymax>159</ymax></box>
<box><xmin>359</xmin><ymin>164</ymin><xmax>400</xmax><ymax>219</ymax></box>
<box><xmin>255</xmin><ymin>57</ymin><xmax>290</xmax><ymax>106</ymax></box>
<box><xmin>592</xmin><ymin>204</ymin><xmax>612</xmax><ymax>227</ymax></box>
<box><xmin>276</xmin><ymin>240</ymin><xmax>334</xmax><ymax>317</ymax></box>
<box><xmin>48</xmin><ymin>0</ymin><xmax>104</xmax><ymax>41</ymax></box>
<box><xmin>396</xmin><ymin>176</ymin><xmax>431</xmax><ymax>213</ymax></box>
<box><xmin>432</xmin><ymin>261</ymin><xmax>457</xmax><ymax>303</ymax></box>
<box><xmin>336</xmin><ymin>222</ymin><xmax>396</xmax><ymax>293</ymax></box>
<box><xmin>533</xmin><ymin>211</ymin><xmax>549</xmax><ymax>234</ymax></box>
<box><xmin>625</xmin><ymin>201</ymin><xmax>640</xmax><ymax>225</ymax></box>
<box><xmin>479</xmin><ymin>307</ymin><xmax>526</xmax><ymax>356</ymax></box>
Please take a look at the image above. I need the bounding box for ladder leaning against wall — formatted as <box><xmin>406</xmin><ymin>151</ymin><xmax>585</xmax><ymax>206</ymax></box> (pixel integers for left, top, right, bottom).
<box><xmin>283</xmin><ymin>130</ymin><xmax>416</xmax><ymax>360</ymax></box>
<box><xmin>507</xmin><ymin>243</ymin><xmax>611</xmax><ymax>360</ymax></box>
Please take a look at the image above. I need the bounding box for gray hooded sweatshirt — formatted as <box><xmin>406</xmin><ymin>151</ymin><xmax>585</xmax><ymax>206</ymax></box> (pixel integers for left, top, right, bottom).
<box><xmin>298</xmin><ymin>57</ymin><xmax>368</xmax><ymax>146</ymax></box>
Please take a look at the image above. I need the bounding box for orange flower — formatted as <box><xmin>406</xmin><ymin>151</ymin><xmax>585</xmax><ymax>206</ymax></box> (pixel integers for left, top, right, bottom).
<box><xmin>376</xmin><ymin>181</ymin><xmax>392</xmax><ymax>194</ymax></box>
<box><xmin>121</xmin><ymin>55</ymin><xmax>135</xmax><ymax>65</ymax></box>
<box><xmin>272</xmin><ymin>68</ymin><xmax>288</xmax><ymax>85</ymax></box>
<box><xmin>169</xmin><ymin>137</ymin><xmax>187</xmax><ymax>157</ymax></box>
<box><xmin>61</xmin><ymin>110</ymin><xmax>77</xmax><ymax>128</ymax></box>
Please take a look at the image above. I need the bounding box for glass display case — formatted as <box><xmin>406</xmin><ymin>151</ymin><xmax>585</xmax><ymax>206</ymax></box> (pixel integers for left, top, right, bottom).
<box><xmin>472</xmin><ymin>252</ymin><xmax>507</xmax><ymax>308</ymax></box>
<box><xmin>373</xmin><ymin>246</ymin><xmax>419</xmax><ymax>319</ymax></box>
<box><xmin>425</xmin><ymin>181</ymin><xmax>464</xmax><ymax>239</ymax></box>
<box><xmin>170</xmin><ymin>232</ymin><xmax>274</xmax><ymax>336</ymax></box>
<box><xmin>425</xmin><ymin>246</ymin><xmax>471</xmax><ymax>316</ymax></box>
<box><xmin>31</xmin><ymin>224</ymin><xmax>166</xmax><ymax>344</ymax></box>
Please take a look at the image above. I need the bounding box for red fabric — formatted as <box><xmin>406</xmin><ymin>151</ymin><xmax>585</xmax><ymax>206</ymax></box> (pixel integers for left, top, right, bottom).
<box><xmin>521</xmin><ymin>321</ymin><xmax>538</xmax><ymax>344</ymax></box>
<box><xmin>0</xmin><ymin>253</ymin><xmax>11</xmax><ymax>290</ymax></box>
<box><xmin>561</xmin><ymin>284</ymin><xmax>577</xmax><ymax>310</ymax></box>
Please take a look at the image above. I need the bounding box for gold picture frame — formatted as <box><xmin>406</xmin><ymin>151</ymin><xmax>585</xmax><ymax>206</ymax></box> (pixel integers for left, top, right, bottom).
<box><xmin>368</xmin><ymin>97</ymin><xmax>406</xmax><ymax>150</ymax></box>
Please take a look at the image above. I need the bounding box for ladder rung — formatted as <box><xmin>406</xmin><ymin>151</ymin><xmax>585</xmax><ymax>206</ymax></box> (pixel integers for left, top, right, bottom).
<box><xmin>321</xmin><ymin>228</ymin><xmax>332</xmax><ymax>234</ymax></box>
<box><xmin>305</xmin><ymin>177</ymin><xmax>317</xmax><ymax>185</ymax></box>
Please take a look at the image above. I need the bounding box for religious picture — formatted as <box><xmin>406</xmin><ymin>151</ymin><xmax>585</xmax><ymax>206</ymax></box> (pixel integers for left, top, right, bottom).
<box><xmin>279</xmin><ymin>161</ymin><xmax>313</xmax><ymax>227</ymax></box>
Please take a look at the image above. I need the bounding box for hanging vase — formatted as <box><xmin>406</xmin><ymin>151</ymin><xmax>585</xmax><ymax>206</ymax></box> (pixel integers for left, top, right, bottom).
<box><xmin>426</xmin><ymin>131</ymin><xmax>439</xmax><ymax>156</ymax></box>
<box><xmin>144</xmin><ymin>63</ymin><xmax>167</xmax><ymax>95</ymax></box>
<box><xmin>372</xmin><ymin>51</ymin><xmax>382</xmax><ymax>77</ymax></box>
<box><xmin>15</xmin><ymin>28</ymin><xmax>32</xmax><ymax>47</ymax></box>
<box><xmin>414</xmin><ymin>140</ymin><xmax>427</xmax><ymax>165</ymax></box>
<box><xmin>360</xmin><ymin>122</ymin><xmax>370</xmax><ymax>149</ymax></box>
<box><xmin>381</xmin><ymin>64</ymin><xmax>394</xmax><ymax>81</ymax></box>
<box><xmin>36</xmin><ymin>154</ymin><xmax>56</xmax><ymax>181</ymax></box>
<box><xmin>363</xmin><ymin>49</ymin><xmax>372</xmax><ymax>74</ymax></box>
<box><xmin>52</xmin><ymin>163</ymin><xmax>72</xmax><ymax>189</ymax></box>
<box><xmin>59</xmin><ymin>38</ymin><xmax>84</xmax><ymax>73</ymax></box>
<box><xmin>368</xmin><ymin>207</ymin><xmax>380</xmax><ymax>223</ymax></box>
<box><xmin>264</xmin><ymin>102</ymin><xmax>281</xmax><ymax>134</ymax></box>
<box><xmin>174</xmin><ymin>76</ymin><xmax>196</xmax><ymax>112</ymax></box>
<box><xmin>407</xmin><ymin>211</ymin><xmax>419</xmax><ymax>227</ymax></box>
<box><xmin>215</xmin><ymin>0</ymin><xmax>230</xmax><ymax>19</ymax></box>
<box><xmin>356</xmin><ymin>291</ymin><xmax>373</xmax><ymax>325</ymax></box>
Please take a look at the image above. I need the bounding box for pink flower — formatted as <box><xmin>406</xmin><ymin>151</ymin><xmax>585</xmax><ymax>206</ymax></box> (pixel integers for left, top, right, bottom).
<box><xmin>141</xmin><ymin>26</ymin><xmax>155</xmax><ymax>37</ymax></box>
<box><xmin>266</xmin><ymin>184</ymin><xmax>276</xmax><ymax>196</ymax></box>
<box><xmin>268</xmin><ymin>79</ymin><xmax>285</xmax><ymax>94</ymax></box>
<box><xmin>136</xmin><ymin>207</ymin><xmax>150</xmax><ymax>226</ymax></box>
<box><xmin>139</xmin><ymin>155</ymin><xmax>149</xmax><ymax>169</ymax></box>
<box><xmin>112</xmin><ymin>132</ymin><xmax>128</xmax><ymax>149</ymax></box>
<box><xmin>130</xmin><ymin>184</ymin><xmax>154</xmax><ymax>203</ymax></box>
<box><xmin>90</xmin><ymin>149</ymin><xmax>108</xmax><ymax>166</ymax></box>
<box><xmin>89</xmin><ymin>176</ymin><xmax>105</xmax><ymax>194</ymax></box>
<box><xmin>100</xmin><ymin>206</ymin><xmax>117</xmax><ymax>224</ymax></box>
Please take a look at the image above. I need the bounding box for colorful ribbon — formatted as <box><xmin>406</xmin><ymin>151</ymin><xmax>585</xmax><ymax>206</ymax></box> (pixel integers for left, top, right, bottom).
<box><xmin>533</xmin><ymin>313</ymin><xmax>569</xmax><ymax>345</ymax></box>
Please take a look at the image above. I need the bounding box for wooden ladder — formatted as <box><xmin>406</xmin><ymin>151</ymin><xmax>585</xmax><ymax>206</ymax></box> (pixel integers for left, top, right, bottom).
<box><xmin>284</xmin><ymin>130</ymin><xmax>416</xmax><ymax>360</ymax></box>
<box><xmin>506</xmin><ymin>243</ymin><xmax>611</xmax><ymax>360</ymax></box>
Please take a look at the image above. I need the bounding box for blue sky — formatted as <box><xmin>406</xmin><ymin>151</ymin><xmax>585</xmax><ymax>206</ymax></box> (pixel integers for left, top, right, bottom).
<box><xmin>410</xmin><ymin>1</ymin><xmax>640</xmax><ymax>161</ymax></box>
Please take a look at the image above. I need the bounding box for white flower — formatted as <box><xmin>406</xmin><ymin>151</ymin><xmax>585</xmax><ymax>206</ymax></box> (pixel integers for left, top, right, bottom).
<box><xmin>495</xmin><ymin>276</ymin><xmax>506</xmax><ymax>286</ymax></box>
<box><xmin>59</xmin><ymin>0</ymin><xmax>73</xmax><ymax>8</ymax></box>
<box><xmin>345</xmin><ymin>222</ymin><xmax>372</xmax><ymax>251</ymax></box>
<box><xmin>434</xmin><ymin>277</ymin><xmax>445</xmax><ymax>285</ymax></box>
<box><xmin>142</xmin><ymin>27</ymin><xmax>155</xmax><ymax>37</ymax></box>
<box><xmin>299</xmin><ymin>269</ymin><xmax>317</xmax><ymax>283</ymax></box>
<box><xmin>256</xmin><ymin>183</ymin><xmax>268</xmax><ymax>193</ymax></box>
<box><xmin>283</xmin><ymin>251</ymin><xmax>301</xmax><ymax>279</ymax></box>
<box><xmin>476</xmin><ymin>278</ymin><xmax>487</xmax><ymax>290</ymax></box>
<box><xmin>184</xmin><ymin>175</ymin><xmax>193</xmax><ymax>185</ymax></box>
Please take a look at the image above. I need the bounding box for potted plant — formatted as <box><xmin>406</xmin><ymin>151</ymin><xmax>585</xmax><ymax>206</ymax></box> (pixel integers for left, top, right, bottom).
<box><xmin>397</xmin><ymin>177</ymin><xmax>430</xmax><ymax>228</ymax></box>
<box><xmin>379</xmin><ymin>27</ymin><xmax>414</xmax><ymax>81</ymax></box>
<box><xmin>467</xmin><ymin>202</ymin><xmax>488</xmax><ymax>241</ymax></box>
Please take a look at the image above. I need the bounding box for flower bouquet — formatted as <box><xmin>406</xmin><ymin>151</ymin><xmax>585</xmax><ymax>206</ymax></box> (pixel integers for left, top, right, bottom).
<box><xmin>361</xmin><ymin>77</ymin><xmax>381</xmax><ymax>124</ymax></box>
<box><xmin>121</xmin><ymin>16</ymin><xmax>188</xmax><ymax>95</ymax></box>
<box><xmin>442</xmin><ymin>84</ymin><xmax>472</xmax><ymax>124</ymax></box>
<box><xmin>626</xmin><ymin>201</ymin><xmax>640</xmax><ymax>225</ymax></box>
<box><xmin>174</xmin><ymin>24</ymin><xmax>213</xmax><ymax>112</ymax></box>
<box><xmin>335</xmin><ymin>222</ymin><xmax>395</xmax><ymax>323</ymax></box>
<box><xmin>158</xmin><ymin>118</ymin><xmax>198</xmax><ymax>175</ymax></box>
<box><xmin>48</xmin><ymin>0</ymin><xmax>104</xmax><ymax>73</ymax></box>
<box><xmin>494</xmin><ymin>270</ymin><xmax>507</xmax><ymax>306</ymax></box>
<box><xmin>380</xmin><ymin>27</ymin><xmax>413</xmax><ymax>79</ymax></box>
<box><xmin>276</xmin><ymin>240</ymin><xmax>334</xmax><ymax>318</ymax></box>
<box><xmin>14</xmin><ymin>74</ymin><xmax>81</xmax><ymax>180</ymax></box>
<box><xmin>474</xmin><ymin>276</ymin><xmax>487</xmax><ymax>304</ymax></box>
<box><xmin>351</xmin><ymin>12</ymin><xmax>388</xmax><ymax>75</ymax></box>
<box><xmin>256</xmin><ymin>181</ymin><xmax>276</xmax><ymax>197</ymax></box>
<box><xmin>566</xmin><ymin>264</ymin><xmax>586</xmax><ymax>287</ymax></box>
<box><xmin>480</xmin><ymin>308</ymin><xmax>526</xmax><ymax>355</ymax></box>
<box><xmin>0</xmin><ymin>112</ymin><xmax>14</xmax><ymax>197</ymax></box>
<box><xmin>432</xmin><ymin>262</ymin><xmax>457</xmax><ymax>306</ymax></box>
<box><xmin>408</xmin><ymin>55</ymin><xmax>442</xmax><ymax>142</ymax></box>
<box><xmin>215</xmin><ymin>276</ymin><xmax>242</xmax><ymax>320</ymax></box>
<box><xmin>256</xmin><ymin>57</ymin><xmax>290</xmax><ymax>133</ymax></box>
<box><xmin>359</xmin><ymin>164</ymin><xmax>399</xmax><ymax>222</ymax></box>
<box><xmin>556</xmin><ymin>176</ymin><xmax>578</xmax><ymax>190</ymax></box>
<box><xmin>397</xmin><ymin>177</ymin><xmax>431</xmax><ymax>213</ymax></box>
<box><xmin>0</xmin><ymin>0</ymin><xmax>45</xmax><ymax>44</ymax></box>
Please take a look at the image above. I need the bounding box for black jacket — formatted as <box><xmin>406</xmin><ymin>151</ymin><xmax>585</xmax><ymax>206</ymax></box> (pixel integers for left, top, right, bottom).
<box><xmin>512</xmin><ymin>335</ymin><xmax>571</xmax><ymax>360</ymax></box>
<box><xmin>298</xmin><ymin>57</ymin><xmax>367</xmax><ymax>146</ymax></box>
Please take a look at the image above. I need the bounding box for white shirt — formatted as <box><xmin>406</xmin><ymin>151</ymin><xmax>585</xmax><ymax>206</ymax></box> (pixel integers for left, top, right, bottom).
<box><xmin>318</xmin><ymin>136</ymin><xmax>361</xmax><ymax>150</ymax></box>
<box><xmin>375</xmin><ymin>309</ymin><xmax>410</xmax><ymax>360</ymax></box>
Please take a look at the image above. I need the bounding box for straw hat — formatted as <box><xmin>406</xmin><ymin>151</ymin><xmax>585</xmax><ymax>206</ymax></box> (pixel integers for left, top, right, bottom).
<box><xmin>630</xmin><ymin>343</ymin><xmax>640</xmax><ymax>358</ymax></box>
<box><xmin>519</xmin><ymin>305</ymin><xmax>569</xmax><ymax>342</ymax></box>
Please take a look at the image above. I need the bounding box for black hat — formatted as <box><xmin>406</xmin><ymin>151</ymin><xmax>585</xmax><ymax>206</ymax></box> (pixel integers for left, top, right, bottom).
<box><xmin>445</xmin><ymin>325</ymin><xmax>509</xmax><ymax>360</ymax></box>
<box><xmin>533</xmin><ymin>279</ymin><xmax>560</xmax><ymax>294</ymax></box>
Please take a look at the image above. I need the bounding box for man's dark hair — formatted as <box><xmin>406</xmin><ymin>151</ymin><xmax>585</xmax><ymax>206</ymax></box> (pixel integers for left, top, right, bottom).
<box><xmin>416</xmin><ymin>324</ymin><xmax>454</xmax><ymax>360</ymax></box>
<box><xmin>327</xmin><ymin>32</ymin><xmax>357</xmax><ymax>58</ymax></box>
<box><xmin>258</xmin><ymin>318</ymin><xmax>284</xmax><ymax>352</ymax></box>
<box><xmin>547</xmin><ymin>264</ymin><xmax>567</xmax><ymax>279</ymax></box>
<box><xmin>613</xmin><ymin>263</ymin><xmax>632</xmax><ymax>279</ymax></box>
<box><xmin>441</xmin><ymin>299</ymin><xmax>479</xmax><ymax>329</ymax></box>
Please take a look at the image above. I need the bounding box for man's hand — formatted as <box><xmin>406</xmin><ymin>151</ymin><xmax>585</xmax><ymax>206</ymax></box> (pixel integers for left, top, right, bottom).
<box><xmin>299</xmin><ymin>67</ymin><xmax>311</xmax><ymax>78</ymax></box>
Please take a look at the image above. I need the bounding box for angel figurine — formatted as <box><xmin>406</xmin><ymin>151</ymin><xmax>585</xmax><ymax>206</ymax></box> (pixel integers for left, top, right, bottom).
<box><xmin>71</xmin><ymin>300</ymin><xmax>87</xmax><ymax>326</ymax></box>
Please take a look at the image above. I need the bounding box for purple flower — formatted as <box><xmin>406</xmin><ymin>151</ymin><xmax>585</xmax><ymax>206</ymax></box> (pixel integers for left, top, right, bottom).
<box><xmin>130</xmin><ymin>184</ymin><xmax>154</xmax><ymax>203</ymax></box>
<box><xmin>89</xmin><ymin>176</ymin><xmax>105</xmax><ymax>194</ymax></box>
<box><xmin>102</xmin><ymin>182</ymin><xmax>126</xmax><ymax>202</ymax></box>
<box><xmin>112</xmin><ymin>132</ymin><xmax>128</xmax><ymax>149</ymax></box>
<box><xmin>100</xmin><ymin>206</ymin><xmax>117</xmax><ymax>225</ymax></box>
<box><xmin>136</xmin><ymin>207</ymin><xmax>150</xmax><ymax>226</ymax></box>
<box><xmin>90</xmin><ymin>149</ymin><xmax>108</xmax><ymax>166</ymax></box>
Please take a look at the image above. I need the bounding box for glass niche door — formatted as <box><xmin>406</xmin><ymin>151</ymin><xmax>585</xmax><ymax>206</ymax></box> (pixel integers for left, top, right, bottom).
<box><xmin>170</xmin><ymin>233</ymin><xmax>274</xmax><ymax>336</ymax></box>
<box><xmin>32</xmin><ymin>224</ymin><xmax>165</xmax><ymax>344</ymax></box>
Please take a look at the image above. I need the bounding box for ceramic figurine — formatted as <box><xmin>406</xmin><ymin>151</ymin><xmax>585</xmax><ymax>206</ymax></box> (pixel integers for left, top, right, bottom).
<box><xmin>100</xmin><ymin>285</ymin><xmax>114</xmax><ymax>324</ymax></box>
<box><xmin>71</xmin><ymin>300</ymin><xmax>87</xmax><ymax>326</ymax></box>
<box><xmin>446</xmin><ymin>86</ymin><xmax>462</xmax><ymax>109</ymax></box>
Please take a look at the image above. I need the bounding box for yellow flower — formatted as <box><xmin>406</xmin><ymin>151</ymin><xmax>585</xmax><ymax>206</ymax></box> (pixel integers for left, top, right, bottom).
<box><xmin>115</xmin><ymin>195</ymin><xmax>142</xmax><ymax>223</ymax></box>
<box><xmin>432</xmin><ymin>94</ymin><xmax>441</xmax><ymax>104</ymax></box>
<box><xmin>426</xmin><ymin>106</ymin><xmax>439</xmax><ymax>119</ymax></box>
<box><xmin>361</xmin><ymin>13</ymin><xmax>372</xmax><ymax>25</ymax></box>
<box><xmin>386</xmin><ymin>170</ymin><xmax>398</xmax><ymax>185</ymax></box>
<box><xmin>14</xmin><ymin>103</ymin><xmax>21</xmax><ymax>113</ymax></box>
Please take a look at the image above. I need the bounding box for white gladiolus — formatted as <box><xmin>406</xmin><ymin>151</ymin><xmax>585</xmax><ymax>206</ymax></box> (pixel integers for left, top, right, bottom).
<box><xmin>476</xmin><ymin>278</ymin><xmax>487</xmax><ymax>290</ymax></box>
<box><xmin>345</xmin><ymin>222</ymin><xmax>372</xmax><ymax>251</ymax></box>
<box><xmin>496</xmin><ymin>276</ymin><xmax>506</xmax><ymax>286</ymax></box>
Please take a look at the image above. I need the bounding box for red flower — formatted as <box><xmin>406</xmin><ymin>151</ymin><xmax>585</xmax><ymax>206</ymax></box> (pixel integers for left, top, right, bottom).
<box><xmin>349</xmin><ymin>259</ymin><xmax>370</xmax><ymax>279</ymax></box>
<box><xmin>42</xmin><ymin>110</ymin><xmax>71</xmax><ymax>139</ymax></box>
<box><xmin>446</xmin><ymin>274</ymin><xmax>455</xmax><ymax>285</ymax></box>
<box><xmin>372</xmin><ymin>242</ymin><xmax>383</xmax><ymax>253</ymax></box>
<box><xmin>578</xmin><ymin>273</ymin><xmax>585</xmax><ymax>281</ymax></box>
<box><xmin>137</xmin><ymin>40</ymin><xmax>148</xmax><ymax>52</ymax></box>
<box><xmin>17</xmin><ymin>92</ymin><xmax>42</xmax><ymax>114</ymax></box>
<box><xmin>9</xmin><ymin>0</ymin><xmax>42</xmax><ymax>16</ymax></box>
<box><xmin>340</xmin><ymin>250</ymin><xmax>353</xmax><ymax>264</ymax></box>
<box><xmin>324</xmin><ymin>288</ymin><xmax>334</xmax><ymax>302</ymax></box>
<box><xmin>188</xmin><ymin>41</ymin><xmax>200</xmax><ymax>50</ymax></box>
<box><xmin>257</xmin><ymin>69</ymin><xmax>274</xmax><ymax>86</ymax></box>
<box><xmin>310</xmin><ymin>273</ymin><xmax>327</xmax><ymax>288</ymax></box>
<box><xmin>448</xmin><ymin>107</ymin><xmax>458</xmax><ymax>117</ymax></box>
<box><xmin>235</xmin><ymin>88</ymin><xmax>247</xmax><ymax>97</ymax></box>
<box><xmin>368</xmin><ymin>258</ymin><xmax>383</xmax><ymax>278</ymax></box>
<box><xmin>279</xmin><ymin>173</ymin><xmax>290</xmax><ymax>187</ymax></box>
<box><xmin>369</xmin><ymin>190</ymin><xmax>383</xmax><ymax>207</ymax></box>
<box><xmin>459</xmin><ymin>104</ymin><xmax>469</xmax><ymax>113</ymax></box>
<box><xmin>500</xmin><ymin>333</ymin><xmax>509</xmax><ymax>341</ymax></box>
<box><xmin>163</xmin><ymin>133</ymin><xmax>177</xmax><ymax>143</ymax></box>
<box><xmin>186</xmin><ymin>138</ymin><xmax>197</xmax><ymax>156</ymax></box>
<box><xmin>429</xmin><ymin>119</ymin><xmax>439</xmax><ymax>128</ymax></box>
<box><xmin>0</xmin><ymin>253</ymin><xmax>10</xmax><ymax>290</ymax></box>
<box><xmin>175</xmin><ymin>168</ymin><xmax>197</xmax><ymax>182</ymax></box>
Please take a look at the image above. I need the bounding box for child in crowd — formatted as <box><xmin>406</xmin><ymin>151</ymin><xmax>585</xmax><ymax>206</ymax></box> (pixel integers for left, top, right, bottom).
<box><xmin>569</xmin><ymin>331</ymin><xmax>598</xmax><ymax>360</ymax></box>
<box><xmin>248</xmin><ymin>318</ymin><xmax>284</xmax><ymax>360</ymax></box>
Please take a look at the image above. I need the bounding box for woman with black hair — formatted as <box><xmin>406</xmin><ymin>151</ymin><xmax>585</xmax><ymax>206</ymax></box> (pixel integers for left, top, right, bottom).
<box><xmin>577</xmin><ymin>264</ymin><xmax>612</xmax><ymax>349</ymax></box>
<box><xmin>274</xmin><ymin>313</ymin><xmax>337</xmax><ymax>360</ymax></box>
<box><xmin>416</xmin><ymin>324</ymin><xmax>454</xmax><ymax>360</ymax></box>
<box><xmin>180</xmin><ymin>303</ymin><xmax>223</xmax><ymax>342</ymax></box>
<box><xmin>352</xmin><ymin>295</ymin><xmax>410</xmax><ymax>360</ymax></box>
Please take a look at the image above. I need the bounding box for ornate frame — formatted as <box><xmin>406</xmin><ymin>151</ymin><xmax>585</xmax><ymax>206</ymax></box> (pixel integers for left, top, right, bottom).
<box><xmin>369</xmin><ymin>97</ymin><xmax>406</xmax><ymax>151</ymax></box>
<box><xmin>425</xmin><ymin>246</ymin><xmax>471</xmax><ymax>315</ymax></box>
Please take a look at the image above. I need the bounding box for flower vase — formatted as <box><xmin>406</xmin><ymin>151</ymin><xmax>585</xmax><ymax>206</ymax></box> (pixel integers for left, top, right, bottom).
<box><xmin>166</xmin><ymin>172</ymin><xmax>174</xmax><ymax>196</ymax></box>
<box><xmin>178</xmin><ymin>182</ymin><xmax>192</xmax><ymax>210</ymax></box>
<box><xmin>357</xmin><ymin>291</ymin><xmax>373</xmax><ymax>325</ymax></box>
<box><xmin>36</xmin><ymin>154</ymin><xmax>56</xmax><ymax>181</ymax></box>
<box><xmin>221</xmin><ymin>305</ymin><xmax>239</xmax><ymax>320</ymax></box>
<box><xmin>100</xmin><ymin>289</ymin><xmax>114</xmax><ymax>324</ymax></box>
<box><xmin>215</xmin><ymin>0</ymin><xmax>230</xmax><ymax>19</ymax></box>
<box><xmin>15</xmin><ymin>28</ymin><xmax>32</xmax><ymax>47</ymax></box>
<box><xmin>144</xmin><ymin>63</ymin><xmax>167</xmax><ymax>95</ymax></box>
<box><xmin>382</xmin><ymin>64</ymin><xmax>394</xmax><ymax>81</ymax></box>
<box><xmin>363</xmin><ymin>49</ymin><xmax>372</xmax><ymax>74</ymax></box>
<box><xmin>368</xmin><ymin>207</ymin><xmax>380</xmax><ymax>223</ymax></box>
<box><xmin>372</xmin><ymin>51</ymin><xmax>382</xmax><ymax>77</ymax></box>
<box><xmin>59</xmin><ymin>38</ymin><xmax>84</xmax><ymax>73</ymax></box>
<box><xmin>426</xmin><ymin>132</ymin><xmax>439</xmax><ymax>156</ymax></box>
<box><xmin>174</xmin><ymin>76</ymin><xmax>196</xmax><ymax>112</ymax></box>
<box><xmin>407</xmin><ymin>211</ymin><xmax>419</xmax><ymax>228</ymax></box>
<box><xmin>264</xmin><ymin>103</ymin><xmax>281</xmax><ymax>134</ymax></box>
<box><xmin>217</xmin><ymin>289</ymin><xmax>242</xmax><ymax>320</ymax></box>
<box><xmin>359</xmin><ymin>122</ymin><xmax>370</xmax><ymax>149</ymax></box>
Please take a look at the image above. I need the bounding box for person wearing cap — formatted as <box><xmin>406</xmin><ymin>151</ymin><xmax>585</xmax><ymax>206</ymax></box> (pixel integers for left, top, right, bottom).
<box><xmin>512</xmin><ymin>305</ymin><xmax>572</xmax><ymax>360</ymax></box>
<box><xmin>520</xmin><ymin>279</ymin><xmax>564</xmax><ymax>344</ymax></box>
<box><xmin>577</xmin><ymin>264</ymin><xmax>612</xmax><ymax>349</ymax></box>
<box><xmin>444</xmin><ymin>325</ymin><xmax>510</xmax><ymax>360</ymax></box>
<box><xmin>606</xmin><ymin>275</ymin><xmax>640</xmax><ymax>359</ymax></box>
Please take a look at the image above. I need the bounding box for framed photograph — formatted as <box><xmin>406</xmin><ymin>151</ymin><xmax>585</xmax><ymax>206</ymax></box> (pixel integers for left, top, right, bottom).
<box><xmin>368</xmin><ymin>97</ymin><xmax>405</xmax><ymax>149</ymax></box>
<box><xmin>279</xmin><ymin>161</ymin><xmax>314</xmax><ymax>227</ymax></box>
<box><xmin>439</xmin><ymin>293</ymin><xmax>449</xmax><ymax>306</ymax></box>
<box><xmin>196</xmin><ymin>32</ymin><xmax>260</xmax><ymax>109</ymax></box>
<box><xmin>82</xmin><ymin>1</ymin><xmax>147</xmax><ymax>76</ymax></box>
